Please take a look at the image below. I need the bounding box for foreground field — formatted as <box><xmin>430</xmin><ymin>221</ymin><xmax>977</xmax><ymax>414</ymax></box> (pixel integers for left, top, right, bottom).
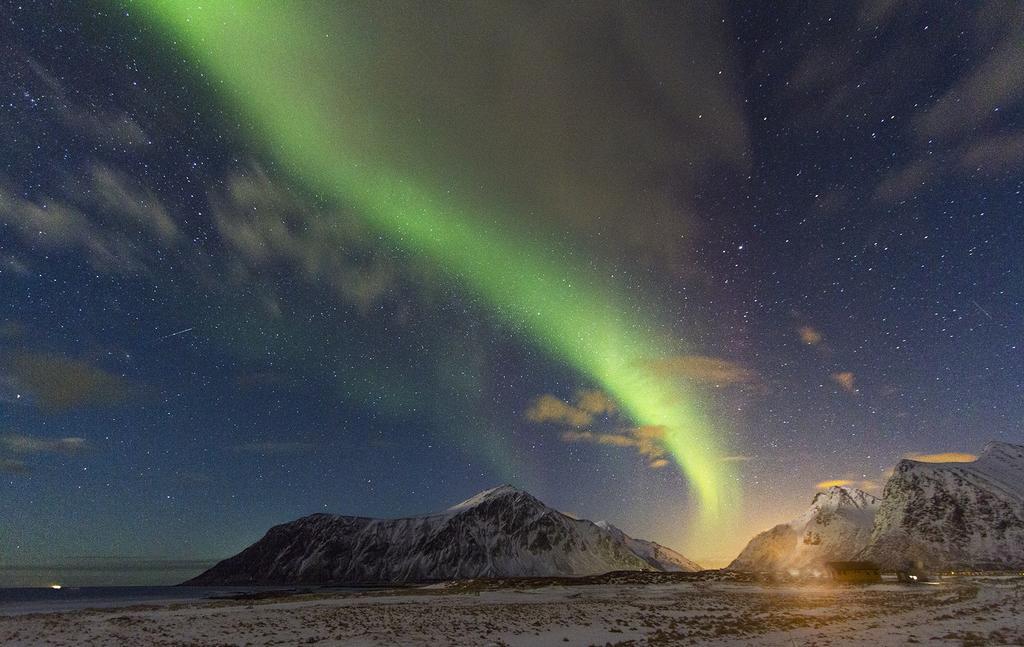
<box><xmin>1</xmin><ymin>576</ymin><xmax>1021</xmax><ymax>646</ymax></box>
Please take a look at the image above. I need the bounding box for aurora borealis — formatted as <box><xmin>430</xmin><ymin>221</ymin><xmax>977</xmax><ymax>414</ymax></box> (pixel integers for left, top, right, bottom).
<box><xmin>2</xmin><ymin>1</ymin><xmax>1024</xmax><ymax>585</ymax></box>
<box><xmin>140</xmin><ymin>1</ymin><xmax>737</xmax><ymax>525</ymax></box>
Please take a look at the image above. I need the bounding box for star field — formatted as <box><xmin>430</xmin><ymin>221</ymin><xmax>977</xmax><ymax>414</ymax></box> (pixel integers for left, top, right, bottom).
<box><xmin>1</xmin><ymin>2</ymin><xmax>1022</xmax><ymax>583</ymax></box>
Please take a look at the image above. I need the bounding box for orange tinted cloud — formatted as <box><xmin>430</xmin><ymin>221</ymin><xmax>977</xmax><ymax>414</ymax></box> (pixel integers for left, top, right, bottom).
<box><xmin>799</xmin><ymin>326</ymin><xmax>823</xmax><ymax>345</ymax></box>
<box><xmin>575</xmin><ymin>389</ymin><xmax>616</xmax><ymax>416</ymax></box>
<box><xmin>525</xmin><ymin>394</ymin><xmax>592</xmax><ymax>427</ymax></box>
<box><xmin>815</xmin><ymin>479</ymin><xmax>854</xmax><ymax>489</ymax></box>
<box><xmin>831</xmin><ymin>371</ymin><xmax>856</xmax><ymax>393</ymax></box>
<box><xmin>645</xmin><ymin>355</ymin><xmax>758</xmax><ymax>385</ymax></box>
<box><xmin>904</xmin><ymin>452</ymin><xmax>977</xmax><ymax>463</ymax></box>
<box><xmin>815</xmin><ymin>478</ymin><xmax>881</xmax><ymax>492</ymax></box>
<box><xmin>560</xmin><ymin>425</ymin><xmax>669</xmax><ymax>469</ymax></box>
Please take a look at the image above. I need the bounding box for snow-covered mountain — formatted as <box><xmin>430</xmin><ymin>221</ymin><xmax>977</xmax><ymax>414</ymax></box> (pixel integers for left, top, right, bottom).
<box><xmin>728</xmin><ymin>486</ymin><xmax>880</xmax><ymax>572</ymax></box>
<box><xmin>859</xmin><ymin>441</ymin><xmax>1024</xmax><ymax>570</ymax></box>
<box><xmin>595</xmin><ymin>521</ymin><xmax>701</xmax><ymax>572</ymax></box>
<box><xmin>185</xmin><ymin>485</ymin><xmax>700</xmax><ymax>585</ymax></box>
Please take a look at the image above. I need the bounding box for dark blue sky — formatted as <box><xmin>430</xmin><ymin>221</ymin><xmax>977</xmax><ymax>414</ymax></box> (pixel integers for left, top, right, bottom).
<box><xmin>1</xmin><ymin>1</ymin><xmax>1022</xmax><ymax>583</ymax></box>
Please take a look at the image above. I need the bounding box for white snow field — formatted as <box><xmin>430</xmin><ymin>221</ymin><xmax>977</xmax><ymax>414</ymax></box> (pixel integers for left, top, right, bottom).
<box><xmin>2</xmin><ymin>575</ymin><xmax>1021</xmax><ymax>646</ymax></box>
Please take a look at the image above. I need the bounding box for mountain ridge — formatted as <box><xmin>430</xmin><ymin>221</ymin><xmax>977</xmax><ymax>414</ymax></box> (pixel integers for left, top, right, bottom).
<box><xmin>859</xmin><ymin>441</ymin><xmax>1024</xmax><ymax>570</ymax></box>
<box><xmin>729</xmin><ymin>441</ymin><xmax>1024</xmax><ymax>572</ymax></box>
<box><xmin>728</xmin><ymin>485</ymin><xmax>880</xmax><ymax>572</ymax></box>
<box><xmin>185</xmin><ymin>485</ymin><xmax>700</xmax><ymax>585</ymax></box>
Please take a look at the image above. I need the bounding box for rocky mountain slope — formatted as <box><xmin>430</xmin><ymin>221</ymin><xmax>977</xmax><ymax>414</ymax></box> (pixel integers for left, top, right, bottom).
<box><xmin>728</xmin><ymin>486</ymin><xmax>880</xmax><ymax>572</ymax></box>
<box><xmin>185</xmin><ymin>485</ymin><xmax>700</xmax><ymax>585</ymax></box>
<box><xmin>595</xmin><ymin>521</ymin><xmax>701</xmax><ymax>572</ymax></box>
<box><xmin>859</xmin><ymin>441</ymin><xmax>1024</xmax><ymax>570</ymax></box>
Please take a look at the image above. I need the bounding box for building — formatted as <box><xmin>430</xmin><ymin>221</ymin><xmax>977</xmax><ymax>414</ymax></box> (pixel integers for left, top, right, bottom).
<box><xmin>825</xmin><ymin>561</ymin><xmax>882</xmax><ymax>583</ymax></box>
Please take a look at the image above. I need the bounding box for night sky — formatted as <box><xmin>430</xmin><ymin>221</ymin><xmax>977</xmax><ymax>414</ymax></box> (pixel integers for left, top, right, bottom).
<box><xmin>2</xmin><ymin>1</ymin><xmax>1022</xmax><ymax>585</ymax></box>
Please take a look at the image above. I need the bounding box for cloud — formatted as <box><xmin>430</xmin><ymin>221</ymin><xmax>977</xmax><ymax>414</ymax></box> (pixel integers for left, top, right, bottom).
<box><xmin>89</xmin><ymin>165</ymin><xmax>179</xmax><ymax>245</ymax></box>
<box><xmin>780</xmin><ymin>4</ymin><xmax>1024</xmax><ymax>202</ymax></box>
<box><xmin>575</xmin><ymin>389</ymin><xmax>616</xmax><ymax>417</ymax></box>
<box><xmin>26</xmin><ymin>59</ymin><xmax>149</xmax><ymax>148</ymax></box>
<box><xmin>526</xmin><ymin>395</ymin><xmax>592</xmax><ymax>427</ymax></box>
<box><xmin>815</xmin><ymin>478</ymin><xmax>881</xmax><ymax>492</ymax></box>
<box><xmin>230</xmin><ymin>3</ymin><xmax>748</xmax><ymax>275</ymax></box>
<box><xmin>798</xmin><ymin>326</ymin><xmax>823</xmax><ymax>346</ymax></box>
<box><xmin>527</xmin><ymin>391</ymin><xmax>670</xmax><ymax>468</ymax></box>
<box><xmin>3</xmin><ymin>351</ymin><xmax>131</xmax><ymax>410</ymax></box>
<box><xmin>0</xmin><ymin>434</ymin><xmax>87</xmax><ymax>455</ymax></box>
<box><xmin>211</xmin><ymin>166</ymin><xmax>396</xmax><ymax>312</ymax></box>
<box><xmin>232</xmin><ymin>442</ymin><xmax>316</xmax><ymax>455</ymax></box>
<box><xmin>831</xmin><ymin>371</ymin><xmax>856</xmax><ymax>393</ymax></box>
<box><xmin>0</xmin><ymin>458</ymin><xmax>29</xmax><ymax>475</ymax></box>
<box><xmin>915</xmin><ymin>30</ymin><xmax>1024</xmax><ymax>143</ymax></box>
<box><xmin>815</xmin><ymin>478</ymin><xmax>854</xmax><ymax>489</ymax></box>
<box><xmin>869</xmin><ymin>3</ymin><xmax>1024</xmax><ymax>199</ymax></box>
<box><xmin>857</xmin><ymin>0</ymin><xmax>902</xmax><ymax>27</ymax></box>
<box><xmin>644</xmin><ymin>355</ymin><xmax>759</xmax><ymax>386</ymax></box>
<box><xmin>904</xmin><ymin>452</ymin><xmax>977</xmax><ymax>464</ymax></box>
<box><xmin>560</xmin><ymin>425</ymin><xmax>669</xmax><ymax>469</ymax></box>
<box><xmin>960</xmin><ymin>131</ymin><xmax>1024</xmax><ymax>171</ymax></box>
<box><xmin>525</xmin><ymin>390</ymin><xmax>621</xmax><ymax>428</ymax></box>
<box><xmin>874</xmin><ymin>158</ymin><xmax>939</xmax><ymax>203</ymax></box>
<box><xmin>0</xmin><ymin>179</ymin><xmax>170</xmax><ymax>275</ymax></box>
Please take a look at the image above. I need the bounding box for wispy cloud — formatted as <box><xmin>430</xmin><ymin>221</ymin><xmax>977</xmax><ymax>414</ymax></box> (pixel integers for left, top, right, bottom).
<box><xmin>212</xmin><ymin>166</ymin><xmax>396</xmax><ymax>313</ymax></box>
<box><xmin>0</xmin><ymin>180</ymin><xmax>167</xmax><ymax>275</ymax></box>
<box><xmin>960</xmin><ymin>131</ymin><xmax>1024</xmax><ymax>171</ymax></box>
<box><xmin>26</xmin><ymin>59</ymin><xmax>149</xmax><ymax>148</ymax></box>
<box><xmin>89</xmin><ymin>165</ymin><xmax>179</xmax><ymax>245</ymax></box>
<box><xmin>915</xmin><ymin>29</ymin><xmax>1024</xmax><ymax>143</ymax></box>
<box><xmin>561</xmin><ymin>425</ymin><xmax>670</xmax><ymax>469</ymax></box>
<box><xmin>0</xmin><ymin>434</ymin><xmax>87</xmax><ymax>455</ymax></box>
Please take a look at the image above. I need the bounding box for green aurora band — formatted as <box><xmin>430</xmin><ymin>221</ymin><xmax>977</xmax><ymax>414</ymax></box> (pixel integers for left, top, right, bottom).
<box><xmin>140</xmin><ymin>2</ymin><xmax>737</xmax><ymax>529</ymax></box>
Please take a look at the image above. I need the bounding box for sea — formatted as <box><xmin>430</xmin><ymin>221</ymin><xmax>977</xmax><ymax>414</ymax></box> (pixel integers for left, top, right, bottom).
<box><xmin>0</xmin><ymin>586</ymin><xmax>330</xmax><ymax>616</ymax></box>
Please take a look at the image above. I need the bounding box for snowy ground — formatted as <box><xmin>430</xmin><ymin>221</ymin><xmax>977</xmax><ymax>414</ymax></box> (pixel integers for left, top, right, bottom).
<box><xmin>1</xmin><ymin>576</ymin><xmax>1021</xmax><ymax>645</ymax></box>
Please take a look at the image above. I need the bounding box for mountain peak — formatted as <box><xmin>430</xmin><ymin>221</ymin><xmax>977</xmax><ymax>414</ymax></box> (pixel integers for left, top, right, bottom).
<box><xmin>730</xmin><ymin>484</ymin><xmax>880</xmax><ymax>572</ymax></box>
<box><xmin>446</xmin><ymin>484</ymin><xmax>535</xmax><ymax>512</ymax></box>
<box><xmin>185</xmin><ymin>484</ymin><xmax>700</xmax><ymax>585</ymax></box>
<box><xmin>810</xmin><ymin>485</ymin><xmax>878</xmax><ymax>511</ymax></box>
